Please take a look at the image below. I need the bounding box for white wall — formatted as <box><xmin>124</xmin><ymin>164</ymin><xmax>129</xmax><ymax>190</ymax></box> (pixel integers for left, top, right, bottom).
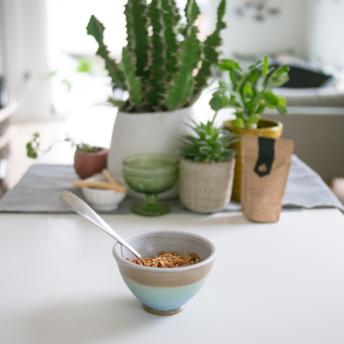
<box><xmin>308</xmin><ymin>0</ymin><xmax>344</xmax><ymax>71</ymax></box>
<box><xmin>0</xmin><ymin>0</ymin><xmax>50</xmax><ymax>121</ymax></box>
<box><xmin>0</xmin><ymin>0</ymin><xmax>5</xmax><ymax>73</ymax></box>
<box><xmin>221</xmin><ymin>0</ymin><xmax>311</xmax><ymax>59</ymax></box>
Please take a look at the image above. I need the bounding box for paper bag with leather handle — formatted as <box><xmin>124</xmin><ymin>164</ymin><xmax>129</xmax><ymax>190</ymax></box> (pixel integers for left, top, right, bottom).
<box><xmin>241</xmin><ymin>135</ymin><xmax>294</xmax><ymax>223</ymax></box>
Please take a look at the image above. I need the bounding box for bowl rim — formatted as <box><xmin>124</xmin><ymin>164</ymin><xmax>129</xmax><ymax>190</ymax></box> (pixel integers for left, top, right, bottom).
<box><xmin>123</xmin><ymin>153</ymin><xmax>180</xmax><ymax>169</ymax></box>
<box><xmin>82</xmin><ymin>173</ymin><xmax>126</xmax><ymax>194</ymax></box>
<box><xmin>112</xmin><ymin>230</ymin><xmax>216</xmax><ymax>273</ymax></box>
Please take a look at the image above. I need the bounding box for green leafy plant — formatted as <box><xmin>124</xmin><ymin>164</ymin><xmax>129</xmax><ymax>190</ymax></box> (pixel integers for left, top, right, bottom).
<box><xmin>210</xmin><ymin>56</ymin><xmax>289</xmax><ymax>128</ymax></box>
<box><xmin>86</xmin><ymin>0</ymin><xmax>227</xmax><ymax>113</ymax></box>
<box><xmin>179</xmin><ymin>113</ymin><xmax>237</xmax><ymax>163</ymax></box>
<box><xmin>26</xmin><ymin>133</ymin><xmax>100</xmax><ymax>159</ymax></box>
<box><xmin>76</xmin><ymin>57</ymin><xmax>94</xmax><ymax>73</ymax></box>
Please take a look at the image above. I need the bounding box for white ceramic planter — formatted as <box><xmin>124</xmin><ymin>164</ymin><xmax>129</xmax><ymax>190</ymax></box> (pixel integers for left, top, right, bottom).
<box><xmin>108</xmin><ymin>107</ymin><xmax>197</xmax><ymax>198</ymax></box>
<box><xmin>179</xmin><ymin>158</ymin><xmax>235</xmax><ymax>213</ymax></box>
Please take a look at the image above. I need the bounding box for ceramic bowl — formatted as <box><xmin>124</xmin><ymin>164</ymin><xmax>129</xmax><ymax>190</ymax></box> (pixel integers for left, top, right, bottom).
<box><xmin>112</xmin><ymin>230</ymin><xmax>216</xmax><ymax>315</ymax></box>
<box><xmin>81</xmin><ymin>173</ymin><xmax>126</xmax><ymax>211</ymax></box>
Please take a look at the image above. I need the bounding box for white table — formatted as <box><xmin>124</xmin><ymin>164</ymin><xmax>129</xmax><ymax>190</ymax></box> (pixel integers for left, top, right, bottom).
<box><xmin>1</xmin><ymin>208</ymin><xmax>344</xmax><ymax>344</ymax></box>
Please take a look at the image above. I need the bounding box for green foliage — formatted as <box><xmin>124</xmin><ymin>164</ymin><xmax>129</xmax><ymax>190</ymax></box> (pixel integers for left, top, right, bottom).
<box><xmin>210</xmin><ymin>56</ymin><xmax>290</xmax><ymax>129</ymax></box>
<box><xmin>179</xmin><ymin>113</ymin><xmax>237</xmax><ymax>163</ymax></box>
<box><xmin>165</xmin><ymin>26</ymin><xmax>201</xmax><ymax>110</ymax></box>
<box><xmin>189</xmin><ymin>0</ymin><xmax>226</xmax><ymax>104</ymax></box>
<box><xmin>87</xmin><ymin>0</ymin><xmax>227</xmax><ymax>113</ymax></box>
<box><xmin>86</xmin><ymin>15</ymin><xmax>126</xmax><ymax>90</ymax></box>
<box><xmin>121</xmin><ymin>47</ymin><xmax>143</xmax><ymax>109</ymax></box>
<box><xmin>146</xmin><ymin>0</ymin><xmax>168</xmax><ymax>109</ymax></box>
<box><xmin>76</xmin><ymin>58</ymin><xmax>93</xmax><ymax>73</ymax></box>
<box><xmin>162</xmin><ymin>0</ymin><xmax>180</xmax><ymax>84</ymax></box>
<box><xmin>26</xmin><ymin>132</ymin><xmax>40</xmax><ymax>158</ymax></box>
<box><xmin>124</xmin><ymin>0</ymin><xmax>150</xmax><ymax>80</ymax></box>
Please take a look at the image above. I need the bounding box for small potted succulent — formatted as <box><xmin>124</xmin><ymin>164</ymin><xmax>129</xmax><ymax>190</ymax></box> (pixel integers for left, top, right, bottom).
<box><xmin>209</xmin><ymin>56</ymin><xmax>290</xmax><ymax>201</ymax></box>
<box><xmin>86</xmin><ymin>0</ymin><xmax>227</xmax><ymax>192</ymax></box>
<box><xmin>26</xmin><ymin>133</ymin><xmax>108</xmax><ymax>179</ymax></box>
<box><xmin>178</xmin><ymin>113</ymin><xmax>237</xmax><ymax>213</ymax></box>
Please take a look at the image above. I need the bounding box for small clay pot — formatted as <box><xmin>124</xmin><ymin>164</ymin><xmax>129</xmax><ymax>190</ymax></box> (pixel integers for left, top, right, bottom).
<box><xmin>74</xmin><ymin>147</ymin><xmax>108</xmax><ymax>179</ymax></box>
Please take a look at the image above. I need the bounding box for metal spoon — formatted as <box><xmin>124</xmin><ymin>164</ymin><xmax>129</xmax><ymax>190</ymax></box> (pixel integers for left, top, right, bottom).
<box><xmin>60</xmin><ymin>191</ymin><xmax>142</xmax><ymax>258</ymax></box>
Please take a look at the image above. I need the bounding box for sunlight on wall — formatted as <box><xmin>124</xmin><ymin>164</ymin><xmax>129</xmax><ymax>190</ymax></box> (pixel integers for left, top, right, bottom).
<box><xmin>308</xmin><ymin>0</ymin><xmax>344</xmax><ymax>72</ymax></box>
<box><xmin>222</xmin><ymin>0</ymin><xmax>310</xmax><ymax>60</ymax></box>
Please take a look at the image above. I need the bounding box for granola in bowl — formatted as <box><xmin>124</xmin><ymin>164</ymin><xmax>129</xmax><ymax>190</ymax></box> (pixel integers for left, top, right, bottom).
<box><xmin>127</xmin><ymin>251</ymin><xmax>200</xmax><ymax>268</ymax></box>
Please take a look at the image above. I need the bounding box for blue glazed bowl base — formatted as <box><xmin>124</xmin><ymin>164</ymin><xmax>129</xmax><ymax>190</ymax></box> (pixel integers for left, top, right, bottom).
<box><xmin>142</xmin><ymin>303</ymin><xmax>186</xmax><ymax>316</ymax></box>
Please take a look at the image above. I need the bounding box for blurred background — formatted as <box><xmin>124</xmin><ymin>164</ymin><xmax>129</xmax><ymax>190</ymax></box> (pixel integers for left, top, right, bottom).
<box><xmin>2</xmin><ymin>0</ymin><xmax>344</xmax><ymax>121</ymax></box>
<box><xmin>0</xmin><ymin>0</ymin><xmax>343</xmax><ymax>201</ymax></box>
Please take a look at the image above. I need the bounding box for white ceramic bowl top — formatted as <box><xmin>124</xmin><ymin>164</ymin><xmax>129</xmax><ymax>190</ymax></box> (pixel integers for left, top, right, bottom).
<box><xmin>81</xmin><ymin>173</ymin><xmax>126</xmax><ymax>211</ymax></box>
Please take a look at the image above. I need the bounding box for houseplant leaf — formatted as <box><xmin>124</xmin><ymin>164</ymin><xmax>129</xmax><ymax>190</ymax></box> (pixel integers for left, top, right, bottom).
<box><xmin>121</xmin><ymin>47</ymin><xmax>143</xmax><ymax>109</ymax></box>
<box><xmin>165</xmin><ymin>26</ymin><xmax>201</xmax><ymax>110</ymax></box>
<box><xmin>191</xmin><ymin>0</ymin><xmax>227</xmax><ymax>102</ymax></box>
<box><xmin>146</xmin><ymin>0</ymin><xmax>167</xmax><ymax>109</ymax></box>
<box><xmin>263</xmin><ymin>90</ymin><xmax>279</xmax><ymax>106</ymax></box>
<box><xmin>184</xmin><ymin>0</ymin><xmax>200</xmax><ymax>27</ymax></box>
<box><xmin>124</xmin><ymin>0</ymin><xmax>150</xmax><ymax>79</ymax></box>
<box><xmin>162</xmin><ymin>0</ymin><xmax>181</xmax><ymax>83</ymax></box>
<box><xmin>86</xmin><ymin>15</ymin><xmax>126</xmax><ymax>90</ymax></box>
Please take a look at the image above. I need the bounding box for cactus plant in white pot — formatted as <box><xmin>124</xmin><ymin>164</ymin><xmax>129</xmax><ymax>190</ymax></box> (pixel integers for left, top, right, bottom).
<box><xmin>178</xmin><ymin>113</ymin><xmax>237</xmax><ymax>213</ymax></box>
<box><xmin>86</xmin><ymin>0</ymin><xmax>227</xmax><ymax>197</ymax></box>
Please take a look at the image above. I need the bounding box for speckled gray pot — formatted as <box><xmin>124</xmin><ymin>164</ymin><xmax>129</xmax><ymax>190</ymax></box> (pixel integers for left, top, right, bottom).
<box><xmin>179</xmin><ymin>158</ymin><xmax>235</xmax><ymax>213</ymax></box>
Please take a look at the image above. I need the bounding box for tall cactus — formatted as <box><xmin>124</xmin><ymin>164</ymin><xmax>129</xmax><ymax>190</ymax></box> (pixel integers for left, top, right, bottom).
<box><xmin>165</xmin><ymin>6</ymin><xmax>202</xmax><ymax>110</ymax></box>
<box><xmin>190</xmin><ymin>0</ymin><xmax>226</xmax><ymax>104</ymax></box>
<box><xmin>86</xmin><ymin>15</ymin><xmax>126</xmax><ymax>90</ymax></box>
<box><xmin>146</xmin><ymin>0</ymin><xmax>167</xmax><ymax>109</ymax></box>
<box><xmin>87</xmin><ymin>0</ymin><xmax>227</xmax><ymax>113</ymax></box>
<box><xmin>161</xmin><ymin>0</ymin><xmax>181</xmax><ymax>84</ymax></box>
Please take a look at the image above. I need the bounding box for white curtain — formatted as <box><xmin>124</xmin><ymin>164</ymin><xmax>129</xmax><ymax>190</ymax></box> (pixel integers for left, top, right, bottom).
<box><xmin>0</xmin><ymin>0</ymin><xmax>50</xmax><ymax>121</ymax></box>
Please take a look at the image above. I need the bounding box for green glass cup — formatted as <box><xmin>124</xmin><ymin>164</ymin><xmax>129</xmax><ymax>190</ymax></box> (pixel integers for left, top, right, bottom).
<box><xmin>123</xmin><ymin>154</ymin><xmax>179</xmax><ymax>216</ymax></box>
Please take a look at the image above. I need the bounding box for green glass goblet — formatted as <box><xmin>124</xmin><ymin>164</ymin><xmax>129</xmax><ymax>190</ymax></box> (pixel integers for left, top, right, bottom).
<box><xmin>123</xmin><ymin>154</ymin><xmax>179</xmax><ymax>216</ymax></box>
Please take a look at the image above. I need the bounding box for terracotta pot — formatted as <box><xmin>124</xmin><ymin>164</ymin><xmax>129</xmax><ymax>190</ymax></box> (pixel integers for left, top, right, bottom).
<box><xmin>74</xmin><ymin>147</ymin><xmax>108</xmax><ymax>179</ymax></box>
<box><xmin>179</xmin><ymin>158</ymin><xmax>235</xmax><ymax>213</ymax></box>
<box><xmin>224</xmin><ymin>118</ymin><xmax>283</xmax><ymax>203</ymax></box>
<box><xmin>107</xmin><ymin>107</ymin><xmax>197</xmax><ymax>199</ymax></box>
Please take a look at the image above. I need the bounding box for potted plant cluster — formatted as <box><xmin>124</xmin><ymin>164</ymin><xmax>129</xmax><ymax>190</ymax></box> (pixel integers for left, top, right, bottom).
<box><xmin>210</xmin><ymin>56</ymin><xmax>290</xmax><ymax>201</ymax></box>
<box><xmin>26</xmin><ymin>133</ymin><xmax>108</xmax><ymax>179</ymax></box>
<box><xmin>86</xmin><ymin>0</ymin><xmax>227</xmax><ymax>196</ymax></box>
<box><xmin>178</xmin><ymin>112</ymin><xmax>237</xmax><ymax>213</ymax></box>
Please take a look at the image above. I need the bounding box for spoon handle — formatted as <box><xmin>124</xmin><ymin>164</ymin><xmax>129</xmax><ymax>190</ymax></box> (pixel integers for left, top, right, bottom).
<box><xmin>60</xmin><ymin>191</ymin><xmax>142</xmax><ymax>258</ymax></box>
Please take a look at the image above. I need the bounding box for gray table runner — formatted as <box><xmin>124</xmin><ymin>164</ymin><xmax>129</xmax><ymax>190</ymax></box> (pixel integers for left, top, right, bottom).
<box><xmin>0</xmin><ymin>155</ymin><xmax>343</xmax><ymax>213</ymax></box>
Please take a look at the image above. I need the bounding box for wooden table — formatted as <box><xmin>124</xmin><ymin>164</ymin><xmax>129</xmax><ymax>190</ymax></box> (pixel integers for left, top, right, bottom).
<box><xmin>1</xmin><ymin>208</ymin><xmax>344</xmax><ymax>344</ymax></box>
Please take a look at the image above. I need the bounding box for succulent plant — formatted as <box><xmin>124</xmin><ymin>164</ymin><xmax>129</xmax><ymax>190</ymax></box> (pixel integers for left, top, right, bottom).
<box><xmin>210</xmin><ymin>56</ymin><xmax>289</xmax><ymax>128</ymax></box>
<box><xmin>179</xmin><ymin>113</ymin><xmax>237</xmax><ymax>163</ymax></box>
<box><xmin>86</xmin><ymin>0</ymin><xmax>226</xmax><ymax>113</ymax></box>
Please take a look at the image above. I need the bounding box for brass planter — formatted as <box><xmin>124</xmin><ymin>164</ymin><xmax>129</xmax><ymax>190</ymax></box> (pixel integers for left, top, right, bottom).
<box><xmin>224</xmin><ymin>118</ymin><xmax>283</xmax><ymax>202</ymax></box>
